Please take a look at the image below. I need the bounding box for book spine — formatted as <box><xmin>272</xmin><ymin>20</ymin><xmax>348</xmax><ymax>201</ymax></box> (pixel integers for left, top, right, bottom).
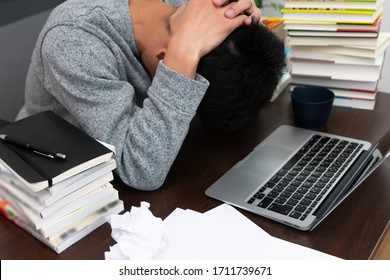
<box><xmin>40</xmin><ymin>176</ymin><xmax>114</xmax><ymax>218</ymax></box>
<box><xmin>282</xmin><ymin>8</ymin><xmax>377</xmax><ymax>14</ymax></box>
<box><xmin>48</xmin><ymin>200</ymin><xmax>124</xmax><ymax>253</ymax></box>
<box><xmin>38</xmin><ymin>191</ymin><xmax>119</xmax><ymax>238</ymax></box>
<box><xmin>0</xmin><ymin>192</ymin><xmax>57</xmax><ymax>251</ymax></box>
<box><xmin>0</xmin><ymin>176</ymin><xmax>44</xmax><ymax>213</ymax></box>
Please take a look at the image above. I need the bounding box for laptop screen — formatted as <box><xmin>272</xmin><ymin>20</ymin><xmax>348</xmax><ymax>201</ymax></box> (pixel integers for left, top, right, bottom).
<box><xmin>356</xmin><ymin>129</ymin><xmax>390</xmax><ymax>186</ymax></box>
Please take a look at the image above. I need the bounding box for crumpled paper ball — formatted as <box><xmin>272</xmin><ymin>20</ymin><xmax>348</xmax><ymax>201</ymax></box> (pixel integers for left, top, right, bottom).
<box><xmin>104</xmin><ymin>201</ymin><xmax>168</xmax><ymax>260</ymax></box>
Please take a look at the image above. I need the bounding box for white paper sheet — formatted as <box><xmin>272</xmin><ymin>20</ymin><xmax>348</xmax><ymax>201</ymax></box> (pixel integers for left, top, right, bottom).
<box><xmin>155</xmin><ymin>204</ymin><xmax>340</xmax><ymax>260</ymax></box>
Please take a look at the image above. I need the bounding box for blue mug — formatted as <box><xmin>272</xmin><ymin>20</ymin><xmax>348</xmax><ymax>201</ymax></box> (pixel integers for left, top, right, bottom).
<box><xmin>291</xmin><ymin>86</ymin><xmax>335</xmax><ymax>129</ymax></box>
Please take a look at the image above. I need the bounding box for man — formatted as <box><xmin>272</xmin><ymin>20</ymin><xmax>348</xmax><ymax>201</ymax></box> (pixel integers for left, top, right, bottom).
<box><xmin>17</xmin><ymin>0</ymin><xmax>286</xmax><ymax>190</ymax></box>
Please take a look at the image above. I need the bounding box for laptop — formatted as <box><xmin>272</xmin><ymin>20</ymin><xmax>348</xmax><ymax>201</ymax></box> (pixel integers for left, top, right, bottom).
<box><xmin>205</xmin><ymin>125</ymin><xmax>390</xmax><ymax>231</ymax></box>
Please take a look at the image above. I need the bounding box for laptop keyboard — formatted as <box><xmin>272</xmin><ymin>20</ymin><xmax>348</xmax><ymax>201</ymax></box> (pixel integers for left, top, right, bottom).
<box><xmin>246</xmin><ymin>134</ymin><xmax>363</xmax><ymax>221</ymax></box>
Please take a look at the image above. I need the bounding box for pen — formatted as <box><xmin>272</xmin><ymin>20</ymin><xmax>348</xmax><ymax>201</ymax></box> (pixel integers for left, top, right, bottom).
<box><xmin>0</xmin><ymin>134</ymin><xmax>66</xmax><ymax>160</ymax></box>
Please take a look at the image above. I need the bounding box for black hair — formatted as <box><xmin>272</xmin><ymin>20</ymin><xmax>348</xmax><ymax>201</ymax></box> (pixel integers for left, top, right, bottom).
<box><xmin>196</xmin><ymin>22</ymin><xmax>287</xmax><ymax>130</ymax></box>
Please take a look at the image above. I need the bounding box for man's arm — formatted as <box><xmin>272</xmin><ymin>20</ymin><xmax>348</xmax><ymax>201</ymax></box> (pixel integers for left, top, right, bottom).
<box><xmin>39</xmin><ymin>26</ymin><xmax>208</xmax><ymax>190</ymax></box>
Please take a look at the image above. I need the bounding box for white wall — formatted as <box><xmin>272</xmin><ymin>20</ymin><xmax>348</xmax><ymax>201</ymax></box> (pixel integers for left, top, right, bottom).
<box><xmin>262</xmin><ymin>0</ymin><xmax>284</xmax><ymax>17</ymax></box>
<box><xmin>262</xmin><ymin>1</ymin><xmax>390</xmax><ymax>94</ymax></box>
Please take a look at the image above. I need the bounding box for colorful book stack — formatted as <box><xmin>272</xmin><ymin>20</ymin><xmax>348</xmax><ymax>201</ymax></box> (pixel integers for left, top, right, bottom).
<box><xmin>282</xmin><ymin>0</ymin><xmax>390</xmax><ymax>110</ymax></box>
<box><xmin>0</xmin><ymin>111</ymin><xmax>124</xmax><ymax>253</ymax></box>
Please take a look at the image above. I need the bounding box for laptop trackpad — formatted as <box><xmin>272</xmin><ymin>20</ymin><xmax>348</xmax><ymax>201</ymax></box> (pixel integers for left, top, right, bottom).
<box><xmin>238</xmin><ymin>144</ymin><xmax>292</xmax><ymax>177</ymax></box>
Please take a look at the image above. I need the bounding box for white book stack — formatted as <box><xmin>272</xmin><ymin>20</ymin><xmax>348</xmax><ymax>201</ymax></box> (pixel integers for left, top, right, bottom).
<box><xmin>282</xmin><ymin>0</ymin><xmax>390</xmax><ymax>110</ymax></box>
<box><xmin>0</xmin><ymin>158</ymin><xmax>123</xmax><ymax>254</ymax></box>
<box><xmin>0</xmin><ymin>111</ymin><xmax>124</xmax><ymax>253</ymax></box>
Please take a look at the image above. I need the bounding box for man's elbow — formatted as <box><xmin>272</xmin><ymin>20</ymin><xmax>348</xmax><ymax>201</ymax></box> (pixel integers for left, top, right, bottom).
<box><xmin>115</xmin><ymin>169</ymin><xmax>166</xmax><ymax>191</ymax></box>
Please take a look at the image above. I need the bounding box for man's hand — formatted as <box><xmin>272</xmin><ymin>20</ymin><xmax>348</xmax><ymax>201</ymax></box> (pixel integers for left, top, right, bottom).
<box><xmin>163</xmin><ymin>0</ymin><xmax>249</xmax><ymax>78</ymax></box>
<box><xmin>212</xmin><ymin>0</ymin><xmax>262</xmax><ymax>25</ymax></box>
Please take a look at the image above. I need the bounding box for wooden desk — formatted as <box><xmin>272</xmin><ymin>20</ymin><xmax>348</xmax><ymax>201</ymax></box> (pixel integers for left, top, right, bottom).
<box><xmin>1</xmin><ymin>90</ymin><xmax>389</xmax><ymax>260</ymax></box>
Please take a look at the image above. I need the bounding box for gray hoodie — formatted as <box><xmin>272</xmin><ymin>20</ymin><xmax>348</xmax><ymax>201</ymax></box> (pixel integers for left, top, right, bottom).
<box><xmin>17</xmin><ymin>0</ymin><xmax>209</xmax><ymax>190</ymax></box>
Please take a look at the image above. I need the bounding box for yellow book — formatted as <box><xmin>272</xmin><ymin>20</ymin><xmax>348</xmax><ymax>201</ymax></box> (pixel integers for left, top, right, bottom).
<box><xmin>282</xmin><ymin>6</ymin><xmax>383</xmax><ymax>24</ymax></box>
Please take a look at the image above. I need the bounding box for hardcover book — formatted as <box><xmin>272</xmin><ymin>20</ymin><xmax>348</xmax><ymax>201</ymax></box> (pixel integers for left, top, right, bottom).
<box><xmin>0</xmin><ymin>111</ymin><xmax>114</xmax><ymax>192</ymax></box>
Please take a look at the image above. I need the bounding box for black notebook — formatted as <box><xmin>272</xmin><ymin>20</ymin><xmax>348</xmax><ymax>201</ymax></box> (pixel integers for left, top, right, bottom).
<box><xmin>0</xmin><ymin>111</ymin><xmax>114</xmax><ymax>192</ymax></box>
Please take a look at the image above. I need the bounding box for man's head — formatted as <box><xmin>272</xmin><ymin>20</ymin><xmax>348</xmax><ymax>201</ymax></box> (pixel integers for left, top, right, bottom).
<box><xmin>129</xmin><ymin>0</ymin><xmax>176</xmax><ymax>77</ymax></box>
<box><xmin>196</xmin><ymin>22</ymin><xmax>286</xmax><ymax>130</ymax></box>
<box><xmin>130</xmin><ymin>1</ymin><xmax>286</xmax><ymax>130</ymax></box>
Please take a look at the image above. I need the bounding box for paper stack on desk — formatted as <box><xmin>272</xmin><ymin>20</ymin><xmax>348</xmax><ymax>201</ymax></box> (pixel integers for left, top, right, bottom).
<box><xmin>157</xmin><ymin>204</ymin><xmax>339</xmax><ymax>260</ymax></box>
<box><xmin>105</xmin><ymin>202</ymin><xmax>339</xmax><ymax>260</ymax></box>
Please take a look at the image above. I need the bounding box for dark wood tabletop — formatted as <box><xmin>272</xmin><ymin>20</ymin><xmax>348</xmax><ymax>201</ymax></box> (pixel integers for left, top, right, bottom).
<box><xmin>1</xmin><ymin>89</ymin><xmax>389</xmax><ymax>260</ymax></box>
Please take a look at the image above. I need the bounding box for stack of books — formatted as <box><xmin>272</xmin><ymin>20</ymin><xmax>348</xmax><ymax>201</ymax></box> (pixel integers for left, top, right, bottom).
<box><xmin>282</xmin><ymin>0</ymin><xmax>390</xmax><ymax>110</ymax></box>
<box><xmin>0</xmin><ymin>111</ymin><xmax>124</xmax><ymax>253</ymax></box>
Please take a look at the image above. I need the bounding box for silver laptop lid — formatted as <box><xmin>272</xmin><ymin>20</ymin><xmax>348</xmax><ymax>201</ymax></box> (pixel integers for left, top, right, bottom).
<box><xmin>311</xmin><ymin>128</ymin><xmax>390</xmax><ymax>230</ymax></box>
